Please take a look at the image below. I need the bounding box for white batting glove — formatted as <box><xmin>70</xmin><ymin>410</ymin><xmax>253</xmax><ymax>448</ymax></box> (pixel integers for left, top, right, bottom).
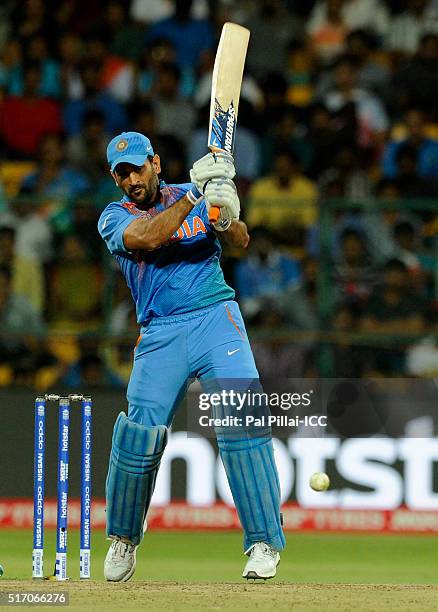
<box><xmin>189</xmin><ymin>152</ymin><xmax>236</xmax><ymax>194</ymax></box>
<box><xmin>204</xmin><ymin>178</ymin><xmax>240</xmax><ymax>231</ymax></box>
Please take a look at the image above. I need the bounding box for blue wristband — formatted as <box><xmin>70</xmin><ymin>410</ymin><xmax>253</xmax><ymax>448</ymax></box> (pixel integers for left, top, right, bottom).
<box><xmin>187</xmin><ymin>185</ymin><xmax>203</xmax><ymax>205</ymax></box>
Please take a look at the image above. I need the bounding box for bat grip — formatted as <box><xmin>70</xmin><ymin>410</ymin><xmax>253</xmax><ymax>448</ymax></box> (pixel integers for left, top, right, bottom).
<box><xmin>209</xmin><ymin>206</ymin><xmax>221</xmax><ymax>223</ymax></box>
<box><xmin>208</xmin><ymin>145</ymin><xmax>223</xmax><ymax>223</ymax></box>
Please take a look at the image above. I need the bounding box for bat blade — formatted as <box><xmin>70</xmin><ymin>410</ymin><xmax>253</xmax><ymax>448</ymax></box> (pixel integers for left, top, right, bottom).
<box><xmin>208</xmin><ymin>22</ymin><xmax>250</xmax><ymax>222</ymax></box>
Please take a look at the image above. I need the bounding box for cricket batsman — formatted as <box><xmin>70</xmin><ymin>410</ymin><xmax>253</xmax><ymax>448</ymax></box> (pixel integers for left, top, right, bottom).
<box><xmin>98</xmin><ymin>131</ymin><xmax>285</xmax><ymax>582</ymax></box>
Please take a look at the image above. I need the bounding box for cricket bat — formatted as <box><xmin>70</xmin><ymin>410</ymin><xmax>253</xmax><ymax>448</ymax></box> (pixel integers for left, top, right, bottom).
<box><xmin>208</xmin><ymin>22</ymin><xmax>250</xmax><ymax>223</ymax></box>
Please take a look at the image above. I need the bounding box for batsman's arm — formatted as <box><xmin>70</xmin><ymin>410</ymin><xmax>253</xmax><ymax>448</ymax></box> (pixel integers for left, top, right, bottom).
<box><xmin>123</xmin><ymin>194</ymin><xmax>195</xmax><ymax>250</ymax></box>
<box><xmin>216</xmin><ymin>220</ymin><xmax>249</xmax><ymax>249</ymax></box>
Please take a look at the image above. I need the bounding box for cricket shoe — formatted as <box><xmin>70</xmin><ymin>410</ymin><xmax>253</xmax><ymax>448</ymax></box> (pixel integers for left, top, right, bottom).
<box><xmin>104</xmin><ymin>536</ymin><xmax>137</xmax><ymax>582</ymax></box>
<box><xmin>242</xmin><ymin>542</ymin><xmax>280</xmax><ymax>580</ymax></box>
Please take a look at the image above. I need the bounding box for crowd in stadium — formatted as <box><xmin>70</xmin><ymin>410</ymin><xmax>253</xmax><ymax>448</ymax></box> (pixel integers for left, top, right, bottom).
<box><xmin>0</xmin><ymin>0</ymin><xmax>437</xmax><ymax>387</ymax></box>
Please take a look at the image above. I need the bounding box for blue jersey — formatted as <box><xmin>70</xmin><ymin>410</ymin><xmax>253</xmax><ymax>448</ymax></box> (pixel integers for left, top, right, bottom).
<box><xmin>98</xmin><ymin>182</ymin><xmax>234</xmax><ymax>323</ymax></box>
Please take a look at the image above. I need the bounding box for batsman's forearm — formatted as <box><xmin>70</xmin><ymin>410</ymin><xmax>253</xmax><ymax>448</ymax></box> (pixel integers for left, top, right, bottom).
<box><xmin>220</xmin><ymin>220</ymin><xmax>250</xmax><ymax>248</ymax></box>
<box><xmin>123</xmin><ymin>195</ymin><xmax>194</xmax><ymax>250</ymax></box>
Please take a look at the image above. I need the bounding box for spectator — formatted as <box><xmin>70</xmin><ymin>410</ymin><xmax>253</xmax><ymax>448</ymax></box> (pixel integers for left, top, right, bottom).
<box><xmin>104</xmin><ymin>1</ymin><xmax>145</xmax><ymax>61</ymax></box>
<box><xmin>70</xmin><ymin>197</ymin><xmax>102</xmax><ymax>257</ymax></box>
<box><xmin>344</xmin><ymin>29</ymin><xmax>390</xmax><ymax>96</ymax></box>
<box><xmin>131</xmin><ymin>0</ymin><xmax>175</xmax><ymax>24</ymax></box>
<box><xmin>385</xmin><ymin>0</ymin><xmax>438</xmax><ymax>55</ymax></box>
<box><xmin>63</xmin><ymin>60</ymin><xmax>128</xmax><ymax>136</ymax></box>
<box><xmin>245</xmin><ymin>0</ymin><xmax>304</xmax><ymax>78</ymax></box>
<box><xmin>393</xmin><ymin>222</ymin><xmax>420</xmax><ymax>273</ymax></box>
<box><xmin>131</xmin><ymin>101</ymin><xmax>158</xmax><ymax>139</ymax></box>
<box><xmin>361</xmin><ymin>258</ymin><xmax>426</xmax><ymax>334</ymax></box>
<box><xmin>47</xmin><ymin>234</ymin><xmax>103</xmax><ymax>327</ymax></box>
<box><xmin>137</xmin><ymin>38</ymin><xmax>195</xmax><ymax>100</ymax></box>
<box><xmin>234</xmin><ymin>227</ymin><xmax>301</xmax><ymax>321</ymax></box>
<box><xmin>308</xmin><ymin>0</ymin><xmax>389</xmax><ymax>64</ymax></box>
<box><xmin>392</xmin><ymin>220</ymin><xmax>434</xmax><ymax>294</ymax></box>
<box><xmin>322</xmin><ymin>55</ymin><xmax>389</xmax><ymax>149</ymax></box>
<box><xmin>361</xmin><ymin>179</ymin><xmax>424</xmax><ymax>265</ymax></box>
<box><xmin>0</xmin><ymin>3</ymin><xmax>12</xmax><ymax>50</ymax></box>
<box><xmin>251</xmin><ymin>306</ymin><xmax>309</xmax><ymax>377</ymax></box>
<box><xmin>332</xmin><ymin>228</ymin><xmax>377</xmax><ymax>302</ymax></box>
<box><xmin>259</xmin><ymin>108</ymin><xmax>313</xmax><ymax>175</ymax></box>
<box><xmin>0</xmin><ymin>264</ymin><xmax>48</xmax><ymax>380</ymax></box>
<box><xmin>60</xmin><ymin>351</ymin><xmax>123</xmax><ymax>388</ymax></box>
<box><xmin>309</xmin><ymin>0</ymin><xmax>389</xmax><ymax>39</ymax></box>
<box><xmin>8</xmin><ymin>32</ymin><xmax>60</xmax><ymax>98</ymax></box>
<box><xmin>131</xmin><ymin>101</ymin><xmax>187</xmax><ymax>179</ymax></box>
<box><xmin>0</xmin><ymin>61</ymin><xmax>62</xmax><ymax>158</ymax></box>
<box><xmin>307</xmin><ymin>0</ymin><xmax>349</xmax><ymax>65</ymax></box>
<box><xmin>59</xmin><ymin>335</ymin><xmax>123</xmax><ymax>389</ymax></box>
<box><xmin>330</xmin><ymin>302</ymin><xmax>366</xmax><ymax>377</ymax></box>
<box><xmin>84</xmin><ymin>29</ymin><xmax>135</xmax><ymax>104</ymax></box>
<box><xmin>20</xmin><ymin>132</ymin><xmax>89</xmax><ymax>199</ymax></box>
<box><xmin>307</xmin><ymin>103</ymin><xmax>338</xmax><ymax>178</ymax></box>
<box><xmin>341</xmin><ymin>0</ymin><xmax>389</xmax><ymax>36</ymax></box>
<box><xmin>382</xmin><ymin>109</ymin><xmax>438</xmax><ymax>179</ymax></box>
<box><xmin>281</xmin><ymin>257</ymin><xmax>320</xmax><ymax>330</ymax></box>
<box><xmin>406</xmin><ymin>336</ymin><xmax>438</xmax><ymax>376</ymax></box>
<box><xmin>0</xmin><ymin>264</ymin><xmax>45</xmax><ymax>335</ymax></box>
<box><xmin>0</xmin><ymin>39</ymin><xmax>23</xmax><ymax>94</ymax></box>
<box><xmin>246</xmin><ymin>148</ymin><xmax>318</xmax><ymax>247</ymax></box>
<box><xmin>57</xmin><ymin>32</ymin><xmax>82</xmax><ymax>100</ymax></box>
<box><xmin>12</xmin><ymin>0</ymin><xmax>50</xmax><ymax>45</ymax></box>
<box><xmin>51</xmin><ymin>0</ymin><xmax>111</xmax><ymax>36</ymax></box>
<box><xmin>285</xmin><ymin>42</ymin><xmax>316</xmax><ymax>107</ymax></box>
<box><xmin>394</xmin><ymin>144</ymin><xmax>431</xmax><ymax>197</ymax></box>
<box><xmin>392</xmin><ymin>33</ymin><xmax>438</xmax><ymax>116</ymax></box>
<box><xmin>66</xmin><ymin>109</ymin><xmax>109</xmax><ymax>181</ymax></box>
<box><xmin>360</xmin><ymin>258</ymin><xmax>427</xmax><ymax>374</ymax></box>
<box><xmin>259</xmin><ymin>72</ymin><xmax>291</xmax><ymax>134</ymax></box>
<box><xmin>147</xmin><ymin>0</ymin><xmax>215</xmax><ymax>71</ymax></box>
<box><xmin>108</xmin><ymin>273</ymin><xmax>138</xmax><ymax>335</ymax></box>
<box><xmin>7</xmin><ymin>192</ymin><xmax>53</xmax><ymax>314</ymax></box>
<box><xmin>131</xmin><ymin>0</ymin><xmax>209</xmax><ymax>25</ymax></box>
<box><xmin>0</xmin><ymin>225</ymin><xmax>16</xmax><ymax>269</ymax></box>
<box><xmin>319</xmin><ymin>145</ymin><xmax>373</xmax><ymax>201</ymax></box>
<box><xmin>150</xmin><ymin>62</ymin><xmax>195</xmax><ymax>142</ymax></box>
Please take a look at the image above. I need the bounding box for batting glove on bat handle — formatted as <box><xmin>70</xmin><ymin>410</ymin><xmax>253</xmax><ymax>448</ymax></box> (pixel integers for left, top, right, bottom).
<box><xmin>205</xmin><ymin>178</ymin><xmax>240</xmax><ymax>227</ymax></box>
<box><xmin>190</xmin><ymin>151</ymin><xmax>236</xmax><ymax>195</ymax></box>
<box><xmin>199</xmin><ymin>150</ymin><xmax>235</xmax><ymax>222</ymax></box>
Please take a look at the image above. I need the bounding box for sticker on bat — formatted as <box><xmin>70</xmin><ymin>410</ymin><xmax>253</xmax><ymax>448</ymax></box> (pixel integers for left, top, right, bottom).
<box><xmin>209</xmin><ymin>100</ymin><xmax>236</xmax><ymax>153</ymax></box>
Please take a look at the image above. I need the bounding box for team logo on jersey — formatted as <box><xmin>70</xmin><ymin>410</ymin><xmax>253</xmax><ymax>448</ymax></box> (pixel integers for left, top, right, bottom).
<box><xmin>169</xmin><ymin>216</ymin><xmax>207</xmax><ymax>243</ymax></box>
<box><xmin>116</xmin><ymin>139</ymin><xmax>128</xmax><ymax>151</ymax></box>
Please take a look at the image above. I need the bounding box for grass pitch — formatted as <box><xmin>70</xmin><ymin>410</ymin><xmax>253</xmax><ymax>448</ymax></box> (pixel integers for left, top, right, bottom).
<box><xmin>0</xmin><ymin>529</ymin><xmax>438</xmax><ymax>610</ymax></box>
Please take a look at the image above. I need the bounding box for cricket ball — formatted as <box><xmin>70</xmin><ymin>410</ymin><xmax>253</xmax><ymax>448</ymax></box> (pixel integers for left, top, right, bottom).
<box><xmin>309</xmin><ymin>472</ymin><xmax>330</xmax><ymax>492</ymax></box>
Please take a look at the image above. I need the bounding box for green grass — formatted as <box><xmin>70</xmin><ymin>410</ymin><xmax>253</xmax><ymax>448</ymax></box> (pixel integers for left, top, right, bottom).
<box><xmin>2</xmin><ymin>530</ymin><xmax>438</xmax><ymax>611</ymax></box>
<box><xmin>1</xmin><ymin>528</ymin><xmax>437</xmax><ymax>584</ymax></box>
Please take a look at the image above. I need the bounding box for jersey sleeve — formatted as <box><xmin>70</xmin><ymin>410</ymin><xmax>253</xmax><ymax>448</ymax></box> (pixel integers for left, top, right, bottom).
<box><xmin>97</xmin><ymin>203</ymin><xmax>136</xmax><ymax>256</ymax></box>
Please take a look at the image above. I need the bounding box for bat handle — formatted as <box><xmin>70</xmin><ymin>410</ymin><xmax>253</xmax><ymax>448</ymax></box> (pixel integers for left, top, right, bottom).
<box><xmin>209</xmin><ymin>206</ymin><xmax>221</xmax><ymax>223</ymax></box>
<box><xmin>208</xmin><ymin>146</ymin><xmax>223</xmax><ymax>223</ymax></box>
